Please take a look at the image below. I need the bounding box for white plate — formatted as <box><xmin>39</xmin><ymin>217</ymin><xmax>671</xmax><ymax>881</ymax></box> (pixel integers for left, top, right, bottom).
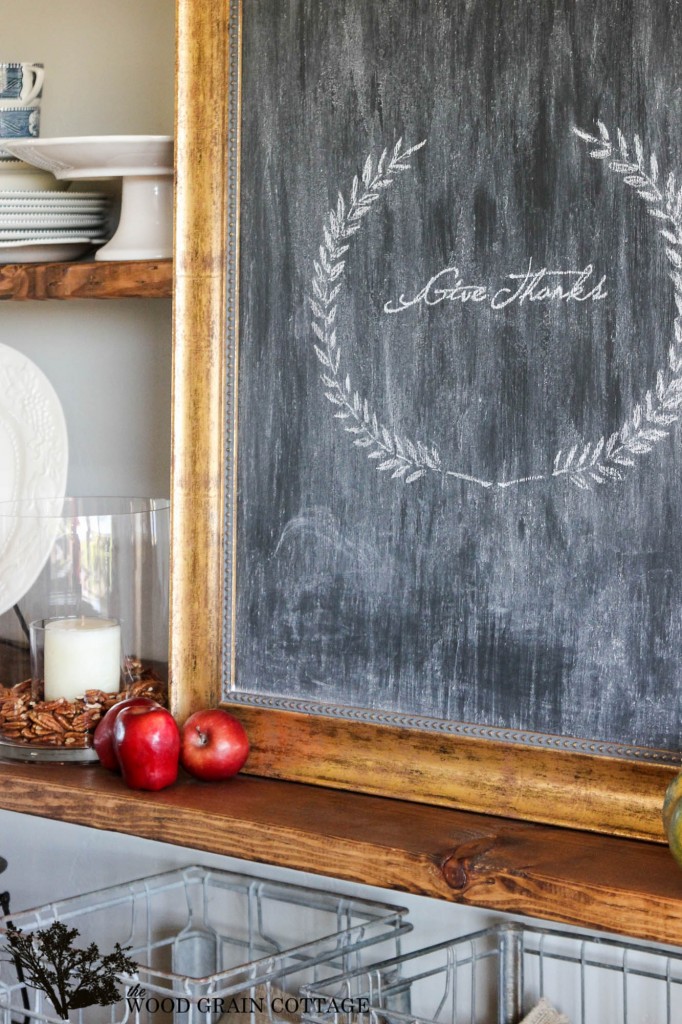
<box><xmin>0</xmin><ymin>229</ymin><xmax>107</xmax><ymax>240</ymax></box>
<box><xmin>0</xmin><ymin>214</ymin><xmax>107</xmax><ymax>228</ymax></box>
<box><xmin>0</xmin><ymin>189</ymin><xmax>108</xmax><ymax>200</ymax></box>
<box><xmin>0</xmin><ymin>209</ymin><xmax>107</xmax><ymax>216</ymax></box>
<box><xmin>1</xmin><ymin>135</ymin><xmax>174</xmax><ymax>180</ymax></box>
<box><xmin>0</xmin><ymin>240</ymin><xmax>99</xmax><ymax>262</ymax></box>
<box><xmin>0</xmin><ymin>204</ymin><xmax>108</xmax><ymax>211</ymax></box>
<box><xmin>0</xmin><ymin>198</ymin><xmax>109</xmax><ymax>208</ymax></box>
<box><xmin>0</xmin><ymin>234</ymin><xmax>106</xmax><ymax>244</ymax></box>
<box><xmin>0</xmin><ymin>344</ymin><xmax>68</xmax><ymax>616</ymax></box>
<box><xmin>0</xmin><ymin>203</ymin><xmax>109</xmax><ymax>214</ymax></box>
<box><xmin>0</xmin><ymin>202</ymin><xmax>109</xmax><ymax>211</ymax></box>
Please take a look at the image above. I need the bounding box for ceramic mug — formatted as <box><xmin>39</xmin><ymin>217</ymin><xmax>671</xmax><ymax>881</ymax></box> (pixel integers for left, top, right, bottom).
<box><xmin>0</xmin><ymin>62</ymin><xmax>44</xmax><ymax>104</ymax></box>
<box><xmin>0</xmin><ymin>106</ymin><xmax>40</xmax><ymax>139</ymax></box>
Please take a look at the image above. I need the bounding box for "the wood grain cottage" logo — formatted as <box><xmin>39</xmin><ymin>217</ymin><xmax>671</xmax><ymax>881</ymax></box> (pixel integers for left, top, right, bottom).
<box><xmin>125</xmin><ymin>983</ymin><xmax>370</xmax><ymax>1017</ymax></box>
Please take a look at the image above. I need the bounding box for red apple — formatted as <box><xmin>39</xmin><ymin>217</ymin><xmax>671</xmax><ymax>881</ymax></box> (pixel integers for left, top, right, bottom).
<box><xmin>180</xmin><ymin>708</ymin><xmax>249</xmax><ymax>781</ymax></box>
<box><xmin>93</xmin><ymin>696</ymin><xmax>160</xmax><ymax>771</ymax></box>
<box><xmin>113</xmin><ymin>704</ymin><xmax>180</xmax><ymax>791</ymax></box>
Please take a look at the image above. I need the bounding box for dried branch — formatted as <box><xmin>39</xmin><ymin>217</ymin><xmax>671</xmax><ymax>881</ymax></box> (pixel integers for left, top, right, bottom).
<box><xmin>1</xmin><ymin>921</ymin><xmax>136</xmax><ymax>1020</ymax></box>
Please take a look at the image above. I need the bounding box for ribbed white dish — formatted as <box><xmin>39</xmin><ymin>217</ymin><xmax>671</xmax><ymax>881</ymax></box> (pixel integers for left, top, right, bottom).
<box><xmin>1</xmin><ymin>135</ymin><xmax>173</xmax><ymax>178</ymax></box>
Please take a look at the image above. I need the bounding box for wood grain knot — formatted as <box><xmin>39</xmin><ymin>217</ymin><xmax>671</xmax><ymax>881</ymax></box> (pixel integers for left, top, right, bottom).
<box><xmin>440</xmin><ymin>835</ymin><xmax>498</xmax><ymax>891</ymax></box>
<box><xmin>442</xmin><ymin>857</ymin><xmax>469</xmax><ymax>889</ymax></box>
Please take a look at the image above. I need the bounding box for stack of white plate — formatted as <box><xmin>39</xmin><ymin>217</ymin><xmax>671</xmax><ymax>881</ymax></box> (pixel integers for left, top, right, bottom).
<box><xmin>0</xmin><ymin>186</ymin><xmax>112</xmax><ymax>264</ymax></box>
<box><xmin>1</xmin><ymin>136</ymin><xmax>173</xmax><ymax>261</ymax></box>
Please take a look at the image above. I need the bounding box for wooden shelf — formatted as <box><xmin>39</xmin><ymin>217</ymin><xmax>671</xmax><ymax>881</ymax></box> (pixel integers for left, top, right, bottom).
<box><xmin>0</xmin><ymin>259</ymin><xmax>172</xmax><ymax>300</ymax></box>
<box><xmin>1</xmin><ymin>760</ymin><xmax>682</xmax><ymax>946</ymax></box>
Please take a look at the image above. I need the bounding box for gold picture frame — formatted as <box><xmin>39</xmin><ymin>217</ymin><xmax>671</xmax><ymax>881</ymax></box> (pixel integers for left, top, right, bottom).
<box><xmin>170</xmin><ymin>0</ymin><xmax>679</xmax><ymax>845</ymax></box>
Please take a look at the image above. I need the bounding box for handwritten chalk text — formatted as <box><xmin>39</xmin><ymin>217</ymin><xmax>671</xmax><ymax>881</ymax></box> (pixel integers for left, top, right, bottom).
<box><xmin>384</xmin><ymin>260</ymin><xmax>608</xmax><ymax>314</ymax></box>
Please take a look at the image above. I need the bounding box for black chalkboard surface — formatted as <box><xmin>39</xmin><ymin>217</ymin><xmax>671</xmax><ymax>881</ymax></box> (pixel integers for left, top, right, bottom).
<box><xmin>227</xmin><ymin>0</ymin><xmax>682</xmax><ymax>755</ymax></box>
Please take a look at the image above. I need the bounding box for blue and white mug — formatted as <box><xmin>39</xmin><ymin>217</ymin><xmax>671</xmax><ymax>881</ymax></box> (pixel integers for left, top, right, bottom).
<box><xmin>0</xmin><ymin>63</ymin><xmax>44</xmax><ymax>104</ymax></box>
<box><xmin>0</xmin><ymin>106</ymin><xmax>40</xmax><ymax>139</ymax></box>
<box><xmin>0</xmin><ymin>106</ymin><xmax>40</xmax><ymax>157</ymax></box>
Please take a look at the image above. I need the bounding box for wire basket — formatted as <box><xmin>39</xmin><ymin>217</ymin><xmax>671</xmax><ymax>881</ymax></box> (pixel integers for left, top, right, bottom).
<box><xmin>301</xmin><ymin>921</ymin><xmax>682</xmax><ymax>1024</ymax></box>
<box><xmin>0</xmin><ymin>865</ymin><xmax>410</xmax><ymax>1024</ymax></box>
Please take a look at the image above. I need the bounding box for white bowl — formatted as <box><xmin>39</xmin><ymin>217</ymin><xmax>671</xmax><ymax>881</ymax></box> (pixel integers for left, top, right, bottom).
<box><xmin>1</xmin><ymin>135</ymin><xmax>174</xmax><ymax>179</ymax></box>
<box><xmin>0</xmin><ymin>159</ymin><xmax>67</xmax><ymax>191</ymax></box>
<box><xmin>0</xmin><ymin>238</ymin><xmax>96</xmax><ymax>263</ymax></box>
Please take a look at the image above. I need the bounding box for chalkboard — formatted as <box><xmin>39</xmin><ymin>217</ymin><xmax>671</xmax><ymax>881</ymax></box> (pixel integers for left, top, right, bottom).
<box><xmin>225</xmin><ymin>0</ymin><xmax>682</xmax><ymax>757</ymax></box>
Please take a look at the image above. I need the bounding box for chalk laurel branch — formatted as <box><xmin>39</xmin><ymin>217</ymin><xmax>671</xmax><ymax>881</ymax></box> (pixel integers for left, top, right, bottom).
<box><xmin>309</xmin><ymin>126</ymin><xmax>682</xmax><ymax>490</ymax></box>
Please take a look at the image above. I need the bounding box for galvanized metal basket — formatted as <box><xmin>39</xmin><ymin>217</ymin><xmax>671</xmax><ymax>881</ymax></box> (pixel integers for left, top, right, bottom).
<box><xmin>0</xmin><ymin>864</ymin><xmax>410</xmax><ymax>1024</ymax></box>
<box><xmin>301</xmin><ymin>921</ymin><xmax>682</xmax><ymax>1024</ymax></box>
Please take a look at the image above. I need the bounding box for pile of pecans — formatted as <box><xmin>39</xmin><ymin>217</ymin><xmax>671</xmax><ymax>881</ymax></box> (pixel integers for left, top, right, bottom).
<box><xmin>0</xmin><ymin>663</ymin><xmax>167</xmax><ymax>748</ymax></box>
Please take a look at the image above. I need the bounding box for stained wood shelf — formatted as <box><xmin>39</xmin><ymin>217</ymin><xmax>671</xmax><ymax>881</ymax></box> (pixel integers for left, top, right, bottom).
<box><xmin>0</xmin><ymin>259</ymin><xmax>172</xmax><ymax>300</ymax></box>
<box><xmin>1</xmin><ymin>760</ymin><xmax>682</xmax><ymax>946</ymax></box>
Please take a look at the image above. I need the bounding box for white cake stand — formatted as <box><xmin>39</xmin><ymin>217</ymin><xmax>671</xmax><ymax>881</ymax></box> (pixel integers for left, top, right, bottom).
<box><xmin>2</xmin><ymin>135</ymin><xmax>174</xmax><ymax>261</ymax></box>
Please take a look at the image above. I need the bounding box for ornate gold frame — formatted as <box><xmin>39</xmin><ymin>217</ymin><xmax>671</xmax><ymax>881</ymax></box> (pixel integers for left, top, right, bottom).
<box><xmin>170</xmin><ymin>0</ymin><xmax>676</xmax><ymax>845</ymax></box>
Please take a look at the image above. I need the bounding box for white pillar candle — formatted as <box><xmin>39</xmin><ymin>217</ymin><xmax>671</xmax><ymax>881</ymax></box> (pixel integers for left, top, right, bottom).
<box><xmin>43</xmin><ymin>617</ymin><xmax>121</xmax><ymax>702</ymax></box>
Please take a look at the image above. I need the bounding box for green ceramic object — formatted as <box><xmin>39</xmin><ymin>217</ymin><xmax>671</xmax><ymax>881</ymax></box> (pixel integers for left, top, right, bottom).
<box><xmin>663</xmin><ymin>773</ymin><xmax>682</xmax><ymax>866</ymax></box>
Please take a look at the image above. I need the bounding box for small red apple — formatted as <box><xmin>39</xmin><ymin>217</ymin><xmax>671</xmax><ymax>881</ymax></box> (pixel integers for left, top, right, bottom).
<box><xmin>113</xmin><ymin>704</ymin><xmax>180</xmax><ymax>791</ymax></box>
<box><xmin>93</xmin><ymin>696</ymin><xmax>160</xmax><ymax>771</ymax></box>
<box><xmin>180</xmin><ymin>708</ymin><xmax>250</xmax><ymax>781</ymax></box>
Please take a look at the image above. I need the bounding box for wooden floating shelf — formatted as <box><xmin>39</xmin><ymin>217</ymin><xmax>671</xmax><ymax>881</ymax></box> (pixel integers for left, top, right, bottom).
<box><xmin>0</xmin><ymin>259</ymin><xmax>172</xmax><ymax>300</ymax></box>
<box><xmin>2</xmin><ymin>761</ymin><xmax>682</xmax><ymax>946</ymax></box>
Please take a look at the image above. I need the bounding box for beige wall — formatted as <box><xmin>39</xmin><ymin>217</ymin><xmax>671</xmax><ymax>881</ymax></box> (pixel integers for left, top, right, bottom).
<box><xmin>0</xmin><ymin>0</ymin><xmax>175</xmax><ymax>137</ymax></box>
<box><xmin>0</xmin><ymin>0</ymin><xmax>174</xmax><ymax>497</ymax></box>
<box><xmin>0</xmin><ymin>8</ymin><xmax>174</xmax><ymax>647</ymax></box>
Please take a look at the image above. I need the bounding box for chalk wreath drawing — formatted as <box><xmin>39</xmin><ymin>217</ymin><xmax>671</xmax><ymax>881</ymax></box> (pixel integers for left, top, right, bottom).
<box><xmin>308</xmin><ymin>125</ymin><xmax>682</xmax><ymax>490</ymax></box>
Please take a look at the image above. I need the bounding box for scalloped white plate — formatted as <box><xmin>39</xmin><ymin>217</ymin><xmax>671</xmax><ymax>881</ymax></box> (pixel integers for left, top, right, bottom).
<box><xmin>0</xmin><ymin>190</ymin><xmax>108</xmax><ymax>201</ymax></box>
<box><xmin>0</xmin><ymin>227</ymin><xmax>106</xmax><ymax>238</ymax></box>
<box><xmin>0</xmin><ymin>197</ymin><xmax>110</xmax><ymax>211</ymax></box>
<box><xmin>0</xmin><ymin>344</ymin><xmax>68</xmax><ymax>615</ymax></box>
<box><xmin>0</xmin><ymin>214</ymin><xmax>107</xmax><ymax>229</ymax></box>
<box><xmin>0</xmin><ymin>204</ymin><xmax>109</xmax><ymax>215</ymax></box>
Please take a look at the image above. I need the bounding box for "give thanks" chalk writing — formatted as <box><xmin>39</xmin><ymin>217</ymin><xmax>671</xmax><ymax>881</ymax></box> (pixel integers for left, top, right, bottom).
<box><xmin>384</xmin><ymin>259</ymin><xmax>608</xmax><ymax>314</ymax></box>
